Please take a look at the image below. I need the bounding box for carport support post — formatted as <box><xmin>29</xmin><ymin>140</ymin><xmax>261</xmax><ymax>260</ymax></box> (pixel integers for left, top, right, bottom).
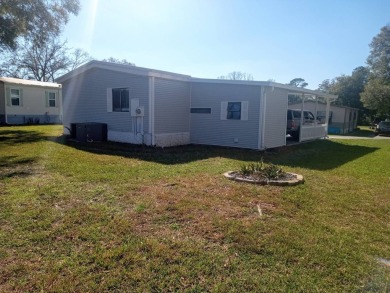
<box><xmin>325</xmin><ymin>97</ymin><xmax>331</xmax><ymax>135</ymax></box>
<box><xmin>299</xmin><ymin>93</ymin><xmax>304</xmax><ymax>143</ymax></box>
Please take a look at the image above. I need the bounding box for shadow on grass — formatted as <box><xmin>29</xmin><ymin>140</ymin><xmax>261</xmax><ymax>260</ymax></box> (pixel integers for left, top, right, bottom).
<box><xmin>0</xmin><ymin>130</ymin><xmax>49</xmax><ymax>145</ymax></box>
<box><xmin>0</xmin><ymin>156</ymin><xmax>36</xmax><ymax>167</ymax></box>
<box><xmin>0</xmin><ymin>127</ymin><xmax>380</xmax><ymax>170</ymax></box>
<box><xmin>0</xmin><ymin>156</ymin><xmax>37</xmax><ymax>179</ymax></box>
<box><xmin>61</xmin><ymin>137</ymin><xmax>379</xmax><ymax>171</ymax></box>
<box><xmin>270</xmin><ymin>140</ymin><xmax>379</xmax><ymax>170</ymax></box>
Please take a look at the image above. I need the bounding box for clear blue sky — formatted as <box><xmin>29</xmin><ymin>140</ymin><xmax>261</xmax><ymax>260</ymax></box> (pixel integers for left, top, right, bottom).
<box><xmin>63</xmin><ymin>0</ymin><xmax>390</xmax><ymax>90</ymax></box>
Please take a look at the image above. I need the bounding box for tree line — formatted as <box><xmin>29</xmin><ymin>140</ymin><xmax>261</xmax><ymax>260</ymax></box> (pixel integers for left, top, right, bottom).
<box><xmin>219</xmin><ymin>26</ymin><xmax>390</xmax><ymax>123</ymax></box>
<box><xmin>314</xmin><ymin>25</ymin><xmax>390</xmax><ymax>123</ymax></box>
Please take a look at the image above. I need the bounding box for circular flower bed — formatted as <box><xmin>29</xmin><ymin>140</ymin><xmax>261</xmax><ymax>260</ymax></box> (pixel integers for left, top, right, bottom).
<box><xmin>224</xmin><ymin>171</ymin><xmax>304</xmax><ymax>186</ymax></box>
<box><xmin>223</xmin><ymin>160</ymin><xmax>304</xmax><ymax>186</ymax></box>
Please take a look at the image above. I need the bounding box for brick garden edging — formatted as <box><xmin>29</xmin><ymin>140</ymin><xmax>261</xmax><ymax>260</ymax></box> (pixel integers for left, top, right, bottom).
<box><xmin>223</xmin><ymin>171</ymin><xmax>304</xmax><ymax>186</ymax></box>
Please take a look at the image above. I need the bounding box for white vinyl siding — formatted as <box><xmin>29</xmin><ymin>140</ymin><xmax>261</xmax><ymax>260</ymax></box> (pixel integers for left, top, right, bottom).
<box><xmin>241</xmin><ymin>101</ymin><xmax>248</xmax><ymax>120</ymax></box>
<box><xmin>153</xmin><ymin>78</ymin><xmax>190</xmax><ymax>134</ymax></box>
<box><xmin>262</xmin><ymin>87</ymin><xmax>288</xmax><ymax>149</ymax></box>
<box><xmin>191</xmin><ymin>83</ymin><xmax>259</xmax><ymax>149</ymax></box>
<box><xmin>220</xmin><ymin>102</ymin><xmax>228</xmax><ymax>120</ymax></box>
<box><xmin>63</xmin><ymin>69</ymin><xmax>149</xmax><ymax>133</ymax></box>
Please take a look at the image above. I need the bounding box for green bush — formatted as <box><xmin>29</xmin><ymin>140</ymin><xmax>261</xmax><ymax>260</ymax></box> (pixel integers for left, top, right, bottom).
<box><xmin>239</xmin><ymin>159</ymin><xmax>285</xmax><ymax>180</ymax></box>
<box><xmin>263</xmin><ymin>164</ymin><xmax>284</xmax><ymax>180</ymax></box>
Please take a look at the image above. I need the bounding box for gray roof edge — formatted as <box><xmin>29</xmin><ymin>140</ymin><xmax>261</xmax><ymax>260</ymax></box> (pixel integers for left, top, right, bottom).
<box><xmin>267</xmin><ymin>82</ymin><xmax>338</xmax><ymax>99</ymax></box>
<box><xmin>55</xmin><ymin>61</ymin><xmax>337</xmax><ymax>100</ymax></box>
<box><xmin>289</xmin><ymin>100</ymin><xmax>359</xmax><ymax>110</ymax></box>
<box><xmin>0</xmin><ymin>77</ymin><xmax>61</xmax><ymax>88</ymax></box>
<box><xmin>191</xmin><ymin>78</ymin><xmax>338</xmax><ymax>99</ymax></box>
<box><xmin>56</xmin><ymin>60</ymin><xmax>192</xmax><ymax>83</ymax></box>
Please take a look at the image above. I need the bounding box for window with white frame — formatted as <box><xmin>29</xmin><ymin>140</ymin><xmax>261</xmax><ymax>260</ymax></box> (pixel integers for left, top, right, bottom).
<box><xmin>227</xmin><ymin>102</ymin><xmax>241</xmax><ymax>119</ymax></box>
<box><xmin>220</xmin><ymin>101</ymin><xmax>248</xmax><ymax>121</ymax></box>
<box><xmin>48</xmin><ymin>92</ymin><xmax>56</xmax><ymax>107</ymax></box>
<box><xmin>112</xmin><ymin>88</ymin><xmax>129</xmax><ymax>112</ymax></box>
<box><xmin>11</xmin><ymin>88</ymin><xmax>20</xmax><ymax>106</ymax></box>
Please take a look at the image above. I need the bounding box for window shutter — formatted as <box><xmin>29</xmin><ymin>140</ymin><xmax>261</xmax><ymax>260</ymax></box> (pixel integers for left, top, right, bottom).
<box><xmin>19</xmin><ymin>88</ymin><xmax>23</xmax><ymax>106</ymax></box>
<box><xmin>107</xmin><ymin>88</ymin><xmax>113</xmax><ymax>112</ymax></box>
<box><xmin>6</xmin><ymin>87</ymin><xmax>10</xmax><ymax>106</ymax></box>
<box><xmin>220</xmin><ymin>101</ymin><xmax>228</xmax><ymax>120</ymax></box>
<box><xmin>45</xmin><ymin>91</ymin><xmax>49</xmax><ymax>107</ymax></box>
<box><xmin>241</xmin><ymin>101</ymin><xmax>249</xmax><ymax>120</ymax></box>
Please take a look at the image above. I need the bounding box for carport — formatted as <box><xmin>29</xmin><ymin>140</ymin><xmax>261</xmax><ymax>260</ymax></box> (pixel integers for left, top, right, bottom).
<box><xmin>285</xmin><ymin>87</ymin><xmax>338</xmax><ymax>143</ymax></box>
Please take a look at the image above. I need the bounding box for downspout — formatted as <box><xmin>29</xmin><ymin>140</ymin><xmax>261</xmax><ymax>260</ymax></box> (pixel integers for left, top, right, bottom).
<box><xmin>259</xmin><ymin>86</ymin><xmax>267</xmax><ymax>150</ymax></box>
<box><xmin>148</xmin><ymin>76</ymin><xmax>155</xmax><ymax>145</ymax></box>
<box><xmin>59</xmin><ymin>86</ymin><xmax>63</xmax><ymax>123</ymax></box>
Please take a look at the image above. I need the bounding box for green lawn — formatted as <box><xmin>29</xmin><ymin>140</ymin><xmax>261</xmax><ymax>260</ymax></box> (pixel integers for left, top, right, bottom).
<box><xmin>0</xmin><ymin>125</ymin><xmax>389</xmax><ymax>292</ymax></box>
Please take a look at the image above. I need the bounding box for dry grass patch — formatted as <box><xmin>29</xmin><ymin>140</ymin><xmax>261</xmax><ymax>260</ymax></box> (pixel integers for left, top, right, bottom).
<box><xmin>120</xmin><ymin>175</ymin><xmax>282</xmax><ymax>245</ymax></box>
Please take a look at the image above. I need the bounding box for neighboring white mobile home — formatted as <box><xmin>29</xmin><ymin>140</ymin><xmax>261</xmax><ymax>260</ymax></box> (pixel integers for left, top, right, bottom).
<box><xmin>57</xmin><ymin>61</ymin><xmax>337</xmax><ymax>149</ymax></box>
<box><xmin>0</xmin><ymin>77</ymin><xmax>62</xmax><ymax>125</ymax></box>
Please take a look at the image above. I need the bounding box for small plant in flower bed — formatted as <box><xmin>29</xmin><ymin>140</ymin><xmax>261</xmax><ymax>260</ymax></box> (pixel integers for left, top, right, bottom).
<box><xmin>239</xmin><ymin>159</ymin><xmax>286</xmax><ymax>180</ymax></box>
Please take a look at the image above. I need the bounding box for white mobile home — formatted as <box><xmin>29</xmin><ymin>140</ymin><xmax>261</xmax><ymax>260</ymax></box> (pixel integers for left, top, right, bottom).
<box><xmin>0</xmin><ymin>77</ymin><xmax>62</xmax><ymax>125</ymax></box>
<box><xmin>57</xmin><ymin>61</ymin><xmax>337</xmax><ymax>149</ymax></box>
<box><xmin>57</xmin><ymin>61</ymin><xmax>191</xmax><ymax>146</ymax></box>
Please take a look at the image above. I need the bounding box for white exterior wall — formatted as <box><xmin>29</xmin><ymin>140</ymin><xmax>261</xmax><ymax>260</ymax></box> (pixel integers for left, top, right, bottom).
<box><xmin>190</xmin><ymin>82</ymin><xmax>261</xmax><ymax>149</ymax></box>
<box><xmin>4</xmin><ymin>83</ymin><xmax>62</xmax><ymax>124</ymax></box>
<box><xmin>262</xmin><ymin>87</ymin><xmax>288</xmax><ymax>149</ymax></box>
<box><xmin>153</xmin><ymin>78</ymin><xmax>191</xmax><ymax>147</ymax></box>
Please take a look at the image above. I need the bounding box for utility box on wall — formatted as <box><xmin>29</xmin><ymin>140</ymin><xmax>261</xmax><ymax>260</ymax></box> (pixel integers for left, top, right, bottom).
<box><xmin>74</xmin><ymin>122</ymin><xmax>107</xmax><ymax>142</ymax></box>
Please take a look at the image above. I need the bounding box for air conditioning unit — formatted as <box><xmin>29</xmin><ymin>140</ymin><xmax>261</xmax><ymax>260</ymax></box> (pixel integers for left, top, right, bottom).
<box><xmin>135</xmin><ymin>106</ymin><xmax>144</xmax><ymax>117</ymax></box>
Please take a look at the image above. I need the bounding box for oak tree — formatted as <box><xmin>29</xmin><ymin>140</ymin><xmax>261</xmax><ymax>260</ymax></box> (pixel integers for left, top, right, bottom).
<box><xmin>0</xmin><ymin>0</ymin><xmax>80</xmax><ymax>50</ymax></box>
